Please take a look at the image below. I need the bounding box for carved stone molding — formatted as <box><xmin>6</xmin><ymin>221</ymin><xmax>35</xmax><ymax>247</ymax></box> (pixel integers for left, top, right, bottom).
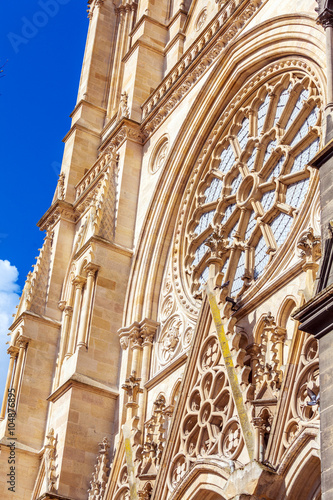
<box><xmin>142</xmin><ymin>0</ymin><xmax>267</xmax><ymax>137</ymax></box>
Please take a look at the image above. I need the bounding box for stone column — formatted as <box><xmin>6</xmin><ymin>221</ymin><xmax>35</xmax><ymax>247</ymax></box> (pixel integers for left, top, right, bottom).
<box><xmin>12</xmin><ymin>339</ymin><xmax>28</xmax><ymax>406</ymax></box>
<box><xmin>56</xmin><ymin>304</ymin><xmax>73</xmax><ymax>385</ymax></box>
<box><xmin>66</xmin><ymin>276</ymin><xmax>86</xmax><ymax>357</ymax></box>
<box><xmin>138</xmin><ymin>319</ymin><xmax>158</xmax><ymax>430</ymax></box>
<box><xmin>130</xmin><ymin>324</ymin><xmax>143</xmax><ymax>377</ymax></box>
<box><xmin>0</xmin><ymin>347</ymin><xmax>18</xmax><ymax>420</ymax></box>
<box><xmin>252</xmin><ymin>417</ymin><xmax>265</xmax><ymax>462</ymax></box>
<box><xmin>77</xmin><ymin>264</ymin><xmax>99</xmax><ymax>349</ymax></box>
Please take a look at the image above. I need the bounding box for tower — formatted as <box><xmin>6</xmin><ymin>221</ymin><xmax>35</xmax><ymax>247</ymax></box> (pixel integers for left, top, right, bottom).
<box><xmin>0</xmin><ymin>1</ymin><xmax>330</xmax><ymax>499</ymax></box>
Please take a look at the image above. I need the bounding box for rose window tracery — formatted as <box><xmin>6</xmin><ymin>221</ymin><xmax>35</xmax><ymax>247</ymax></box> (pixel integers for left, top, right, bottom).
<box><xmin>184</xmin><ymin>73</ymin><xmax>321</xmax><ymax>299</ymax></box>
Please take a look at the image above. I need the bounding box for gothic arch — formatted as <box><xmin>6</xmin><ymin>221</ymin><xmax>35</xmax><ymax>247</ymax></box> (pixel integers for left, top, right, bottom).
<box><xmin>281</xmin><ymin>441</ymin><xmax>321</xmax><ymax>500</ymax></box>
<box><xmin>168</xmin><ymin>462</ymin><xmax>228</xmax><ymax>500</ymax></box>
<box><xmin>276</xmin><ymin>296</ymin><xmax>298</xmax><ymax>329</ymax></box>
<box><xmin>123</xmin><ymin>14</ymin><xmax>326</xmax><ymax>327</ymax></box>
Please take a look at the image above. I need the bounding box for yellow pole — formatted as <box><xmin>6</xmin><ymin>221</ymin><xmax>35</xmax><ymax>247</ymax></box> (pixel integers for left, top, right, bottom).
<box><xmin>122</xmin><ymin>421</ymin><xmax>138</xmax><ymax>500</ymax></box>
<box><xmin>205</xmin><ymin>281</ymin><xmax>255</xmax><ymax>461</ymax></box>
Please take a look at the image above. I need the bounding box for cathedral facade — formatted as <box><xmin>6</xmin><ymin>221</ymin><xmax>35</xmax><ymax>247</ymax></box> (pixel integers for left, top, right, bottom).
<box><xmin>1</xmin><ymin>1</ymin><xmax>333</xmax><ymax>499</ymax></box>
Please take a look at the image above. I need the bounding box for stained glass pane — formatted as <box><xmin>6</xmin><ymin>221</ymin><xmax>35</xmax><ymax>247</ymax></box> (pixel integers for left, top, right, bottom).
<box><xmin>290</xmin><ymin>107</ymin><xmax>319</xmax><ymax>147</ymax></box>
<box><xmin>286</xmin><ymin>89</ymin><xmax>309</xmax><ymax>130</ymax></box>
<box><xmin>219</xmin><ymin>145</ymin><xmax>236</xmax><ymax>173</ymax></box>
<box><xmin>245</xmin><ymin>211</ymin><xmax>256</xmax><ymax>240</ymax></box>
<box><xmin>285</xmin><ymin>178</ymin><xmax>309</xmax><ymax>208</ymax></box>
<box><xmin>230</xmin><ymin>173</ymin><xmax>242</xmax><ymax>195</ymax></box>
<box><xmin>267</xmin><ymin>155</ymin><xmax>285</xmax><ymax>181</ymax></box>
<box><xmin>204</xmin><ymin>178</ymin><xmax>223</xmax><ymax>203</ymax></box>
<box><xmin>222</xmin><ymin>258</ymin><xmax>229</xmax><ymax>277</ymax></box>
<box><xmin>257</xmin><ymin>94</ymin><xmax>270</xmax><ymax>135</ymax></box>
<box><xmin>193</xmin><ymin>241</ymin><xmax>208</xmax><ymax>265</ymax></box>
<box><xmin>231</xmin><ymin>251</ymin><xmax>245</xmax><ymax>295</ymax></box>
<box><xmin>263</xmin><ymin>140</ymin><xmax>277</xmax><ymax>165</ymax></box>
<box><xmin>274</xmin><ymin>86</ymin><xmax>290</xmax><ymax>124</ymax></box>
<box><xmin>195</xmin><ymin>211</ymin><xmax>215</xmax><ymax>235</ymax></box>
<box><xmin>228</xmin><ymin>220</ymin><xmax>238</xmax><ymax>239</ymax></box>
<box><xmin>261</xmin><ymin>190</ymin><xmax>275</xmax><ymax>211</ymax></box>
<box><xmin>291</xmin><ymin>138</ymin><xmax>320</xmax><ymax>174</ymax></box>
<box><xmin>199</xmin><ymin>267</ymin><xmax>209</xmax><ymax>288</ymax></box>
<box><xmin>247</xmin><ymin>148</ymin><xmax>257</xmax><ymax>170</ymax></box>
<box><xmin>270</xmin><ymin>213</ymin><xmax>293</xmax><ymax>246</ymax></box>
<box><xmin>237</xmin><ymin>118</ymin><xmax>249</xmax><ymax>150</ymax></box>
<box><xmin>221</xmin><ymin>204</ymin><xmax>235</xmax><ymax>225</ymax></box>
<box><xmin>254</xmin><ymin>236</ymin><xmax>269</xmax><ymax>279</ymax></box>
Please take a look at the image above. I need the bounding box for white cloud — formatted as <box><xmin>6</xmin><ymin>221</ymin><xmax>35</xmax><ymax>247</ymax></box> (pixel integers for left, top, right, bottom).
<box><xmin>0</xmin><ymin>260</ymin><xmax>20</xmax><ymax>340</ymax></box>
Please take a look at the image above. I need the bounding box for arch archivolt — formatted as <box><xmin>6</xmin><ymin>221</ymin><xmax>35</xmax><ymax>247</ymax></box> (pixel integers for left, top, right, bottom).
<box><xmin>124</xmin><ymin>15</ymin><xmax>326</xmax><ymax>328</ymax></box>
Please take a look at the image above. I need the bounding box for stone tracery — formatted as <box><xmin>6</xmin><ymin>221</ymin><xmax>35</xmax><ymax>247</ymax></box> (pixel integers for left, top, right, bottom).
<box><xmin>180</xmin><ymin>71</ymin><xmax>322</xmax><ymax>302</ymax></box>
<box><xmin>168</xmin><ymin>333</ymin><xmax>244</xmax><ymax>491</ymax></box>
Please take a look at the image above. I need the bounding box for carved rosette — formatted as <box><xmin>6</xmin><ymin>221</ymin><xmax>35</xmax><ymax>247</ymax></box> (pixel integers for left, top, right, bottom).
<box><xmin>155</xmin><ymin>263</ymin><xmax>196</xmax><ymax>372</ymax></box>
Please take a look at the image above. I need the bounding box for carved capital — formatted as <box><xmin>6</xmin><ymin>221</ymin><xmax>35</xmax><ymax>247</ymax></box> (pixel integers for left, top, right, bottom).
<box><xmin>7</xmin><ymin>346</ymin><xmax>19</xmax><ymax>358</ymax></box>
<box><xmin>84</xmin><ymin>262</ymin><xmax>100</xmax><ymax>278</ymax></box>
<box><xmin>140</xmin><ymin>318</ymin><xmax>159</xmax><ymax>345</ymax></box>
<box><xmin>72</xmin><ymin>275</ymin><xmax>86</xmax><ymax>290</ymax></box>
<box><xmin>129</xmin><ymin>324</ymin><xmax>143</xmax><ymax>348</ymax></box>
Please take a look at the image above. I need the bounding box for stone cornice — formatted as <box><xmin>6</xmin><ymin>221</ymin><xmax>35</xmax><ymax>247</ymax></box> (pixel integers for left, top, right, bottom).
<box><xmin>47</xmin><ymin>372</ymin><xmax>119</xmax><ymax>403</ymax></box>
<box><xmin>0</xmin><ymin>436</ymin><xmax>40</xmax><ymax>456</ymax></box>
<box><xmin>100</xmin><ymin>117</ymin><xmax>146</xmax><ymax>153</ymax></box>
<box><xmin>9</xmin><ymin>310</ymin><xmax>61</xmax><ymax>333</ymax></box>
<box><xmin>73</xmin><ymin>235</ymin><xmax>133</xmax><ymax>262</ymax></box>
<box><xmin>141</xmin><ymin>0</ymin><xmax>266</xmax><ymax>138</ymax></box>
<box><xmin>62</xmin><ymin>121</ymin><xmax>101</xmax><ymax>144</ymax></box>
<box><xmin>37</xmin><ymin>200</ymin><xmax>76</xmax><ymax>231</ymax></box>
<box><xmin>69</xmin><ymin>98</ymin><xmax>106</xmax><ymax>119</ymax></box>
<box><xmin>129</xmin><ymin>13</ymin><xmax>167</xmax><ymax>39</ymax></box>
<box><xmin>308</xmin><ymin>136</ymin><xmax>333</xmax><ymax>168</ymax></box>
<box><xmin>122</xmin><ymin>37</ymin><xmax>165</xmax><ymax>65</ymax></box>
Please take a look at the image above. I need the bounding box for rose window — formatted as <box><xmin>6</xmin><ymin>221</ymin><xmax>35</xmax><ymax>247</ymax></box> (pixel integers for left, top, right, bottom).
<box><xmin>185</xmin><ymin>73</ymin><xmax>321</xmax><ymax>299</ymax></box>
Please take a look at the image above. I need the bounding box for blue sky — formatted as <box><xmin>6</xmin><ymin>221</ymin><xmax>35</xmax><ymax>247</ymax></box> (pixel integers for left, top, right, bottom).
<box><xmin>0</xmin><ymin>1</ymin><xmax>88</xmax><ymax>396</ymax></box>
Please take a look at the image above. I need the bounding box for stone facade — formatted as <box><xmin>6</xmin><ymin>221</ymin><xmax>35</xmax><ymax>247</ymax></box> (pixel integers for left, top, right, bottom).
<box><xmin>0</xmin><ymin>1</ymin><xmax>330</xmax><ymax>499</ymax></box>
